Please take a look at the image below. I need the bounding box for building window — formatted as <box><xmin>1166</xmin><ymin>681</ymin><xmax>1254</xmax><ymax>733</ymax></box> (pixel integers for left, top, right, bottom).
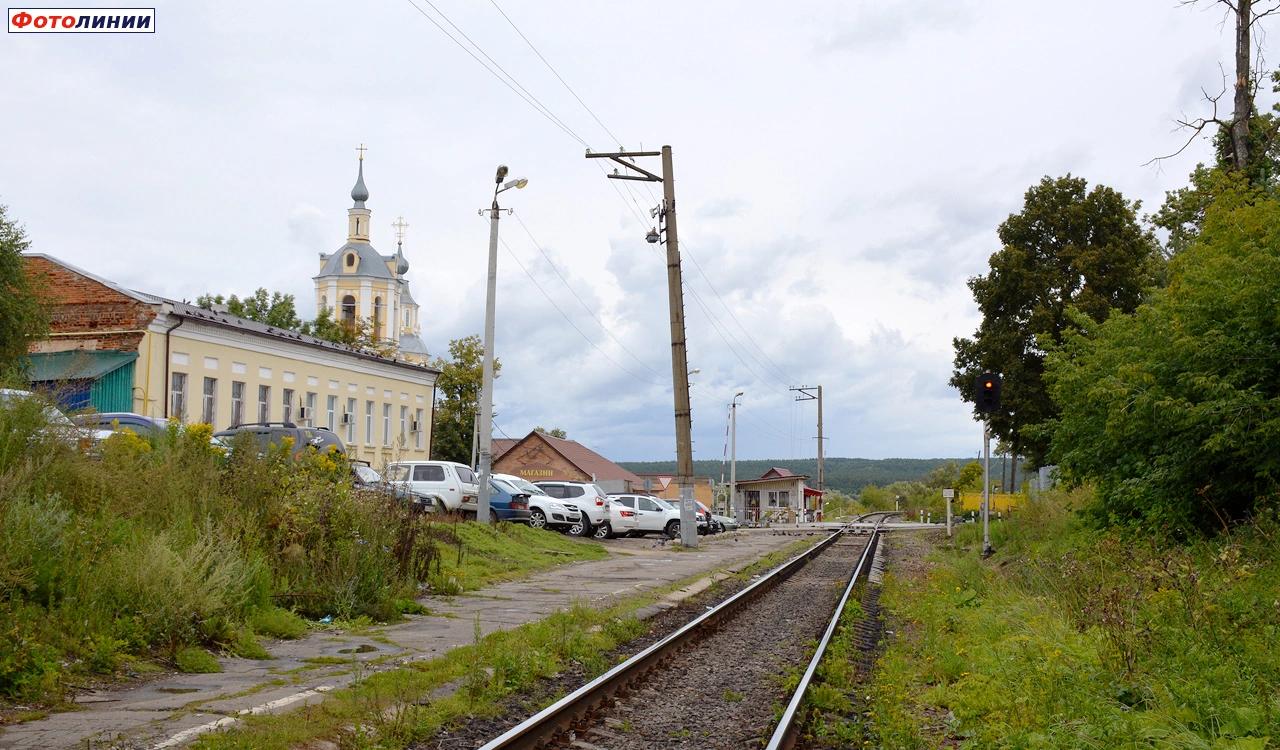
<box><xmin>365</xmin><ymin>400</ymin><xmax>374</xmax><ymax>445</ymax></box>
<box><xmin>399</xmin><ymin>406</ymin><xmax>408</xmax><ymax>441</ymax></box>
<box><xmin>778</xmin><ymin>490</ymin><xmax>790</xmax><ymax>505</ymax></box>
<box><xmin>169</xmin><ymin>372</ymin><xmax>188</xmax><ymax>421</ymax></box>
<box><xmin>341</xmin><ymin>295</ymin><xmax>356</xmax><ymax>324</ymax></box>
<box><xmin>414</xmin><ymin>408</ymin><xmax>424</xmax><ymax>449</ymax></box>
<box><xmin>258</xmin><ymin>385</ymin><xmax>271</xmax><ymax>423</ymax></box>
<box><xmin>346</xmin><ymin>397</ymin><xmax>356</xmax><ymax>443</ymax></box>
<box><xmin>282</xmin><ymin>388</ymin><xmax>294</xmax><ymax>423</ymax></box>
<box><xmin>231</xmin><ymin>381</ymin><xmax>245</xmax><ymax>426</ymax></box>
<box><xmin>345</xmin><ymin>252</ymin><xmax>355</xmax><ymax>267</ymax></box>
<box><xmin>382</xmin><ymin>403</ymin><xmax>391</xmax><ymax>445</ymax></box>
<box><xmin>326</xmin><ymin>395</ymin><xmax>337</xmax><ymax>431</ymax></box>
<box><xmin>768</xmin><ymin>491</ymin><xmax>781</xmax><ymax>507</ymax></box>
<box><xmin>373</xmin><ymin>296</ymin><xmax>383</xmax><ymax>335</ymax></box>
<box><xmin>305</xmin><ymin>392</ymin><xmax>316</xmax><ymax>425</ymax></box>
<box><xmin>201</xmin><ymin>377</ymin><xmax>217</xmax><ymax>425</ymax></box>
<box><xmin>404</xmin><ymin>309</ymin><xmax>410</xmax><ymax>327</ymax></box>
<box><xmin>320</xmin><ymin>295</ymin><xmax>327</xmax><ymax>310</ymax></box>
<box><xmin>745</xmin><ymin>490</ymin><xmax>760</xmax><ymax>507</ymax></box>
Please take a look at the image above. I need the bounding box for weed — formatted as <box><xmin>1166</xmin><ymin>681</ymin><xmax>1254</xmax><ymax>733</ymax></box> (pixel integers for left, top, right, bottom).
<box><xmin>174</xmin><ymin>647</ymin><xmax>221</xmax><ymax>674</ymax></box>
<box><xmin>249</xmin><ymin>607</ymin><xmax>308</xmax><ymax>640</ymax></box>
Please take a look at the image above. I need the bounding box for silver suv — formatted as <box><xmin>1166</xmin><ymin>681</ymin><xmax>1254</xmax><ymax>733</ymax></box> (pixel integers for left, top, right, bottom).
<box><xmin>493</xmin><ymin>474</ymin><xmax>582</xmax><ymax>532</ymax></box>
<box><xmin>534</xmin><ymin>480</ymin><xmax>610</xmax><ymax>537</ymax></box>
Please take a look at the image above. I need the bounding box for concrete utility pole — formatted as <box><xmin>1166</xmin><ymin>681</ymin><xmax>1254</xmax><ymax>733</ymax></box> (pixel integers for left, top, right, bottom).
<box><xmin>475</xmin><ymin>165</ymin><xmax>528</xmax><ymax>524</ymax></box>
<box><xmin>731</xmin><ymin>391</ymin><xmax>743</xmax><ymax>523</ymax></box>
<box><xmin>791</xmin><ymin>385</ymin><xmax>824</xmax><ymax>519</ymax></box>
<box><xmin>586</xmin><ymin>146</ymin><xmax>697</xmax><ymax>547</ymax></box>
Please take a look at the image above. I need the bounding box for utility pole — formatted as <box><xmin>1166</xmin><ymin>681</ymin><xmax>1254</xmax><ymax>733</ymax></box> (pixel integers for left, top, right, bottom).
<box><xmin>586</xmin><ymin>146</ymin><xmax>697</xmax><ymax>547</ymax></box>
<box><xmin>731</xmin><ymin>392</ymin><xmax>743</xmax><ymax>524</ymax></box>
<box><xmin>791</xmin><ymin>385</ymin><xmax>824</xmax><ymax>522</ymax></box>
<box><xmin>475</xmin><ymin>165</ymin><xmax>528</xmax><ymax>524</ymax></box>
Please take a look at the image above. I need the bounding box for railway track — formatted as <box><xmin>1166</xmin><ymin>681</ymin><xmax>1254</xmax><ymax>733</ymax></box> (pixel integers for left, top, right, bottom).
<box><xmin>475</xmin><ymin>524</ymin><xmax>883</xmax><ymax>750</ymax></box>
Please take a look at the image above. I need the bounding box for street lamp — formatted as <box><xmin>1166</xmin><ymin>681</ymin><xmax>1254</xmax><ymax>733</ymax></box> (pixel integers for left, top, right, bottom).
<box><xmin>476</xmin><ymin>164</ymin><xmax>528</xmax><ymax>524</ymax></box>
<box><xmin>730</xmin><ymin>391</ymin><xmax>744</xmax><ymax>523</ymax></box>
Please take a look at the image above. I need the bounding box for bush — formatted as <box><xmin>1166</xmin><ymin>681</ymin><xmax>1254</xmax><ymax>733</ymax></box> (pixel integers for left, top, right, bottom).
<box><xmin>1044</xmin><ymin>186</ymin><xmax>1280</xmax><ymax>535</ymax></box>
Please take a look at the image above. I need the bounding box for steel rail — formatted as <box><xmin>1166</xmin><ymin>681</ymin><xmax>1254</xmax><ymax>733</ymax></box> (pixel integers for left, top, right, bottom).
<box><xmin>475</xmin><ymin>527</ymin><xmax>852</xmax><ymax>750</ymax></box>
<box><xmin>764</xmin><ymin>523</ymin><xmax>882</xmax><ymax>750</ymax></box>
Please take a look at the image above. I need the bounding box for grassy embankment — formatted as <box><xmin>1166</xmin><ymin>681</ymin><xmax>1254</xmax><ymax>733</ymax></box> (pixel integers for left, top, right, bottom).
<box><xmin>856</xmin><ymin>488</ymin><xmax>1280</xmax><ymax>749</ymax></box>
<box><xmin>0</xmin><ymin>394</ymin><xmax>602</xmax><ymax>709</ymax></box>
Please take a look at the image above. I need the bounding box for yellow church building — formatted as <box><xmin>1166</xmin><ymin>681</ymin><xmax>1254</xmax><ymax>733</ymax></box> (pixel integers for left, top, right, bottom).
<box><xmin>24</xmin><ymin>152</ymin><xmax>439</xmax><ymax>469</ymax></box>
<box><xmin>313</xmin><ymin>153</ymin><xmax>430</xmax><ymax>363</ymax></box>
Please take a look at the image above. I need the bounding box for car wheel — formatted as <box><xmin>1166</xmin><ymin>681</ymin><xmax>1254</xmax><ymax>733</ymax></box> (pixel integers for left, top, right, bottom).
<box><xmin>574</xmin><ymin>519</ymin><xmax>595</xmax><ymax>537</ymax></box>
<box><xmin>566</xmin><ymin>519</ymin><xmax>585</xmax><ymax>536</ymax></box>
<box><xmin>529</xmin><ymin>509</ymin><xmax>548</xmax><ymax>529</ymax></box>
<box><xmin>665</xmin><ymin>520</ymin><xmax>680</xmax><ymax>540</ymax></box>
<box><xmin>593</xmin><ymin>522</ymin><xmax>613</xmax><ymax>540</ymax></box>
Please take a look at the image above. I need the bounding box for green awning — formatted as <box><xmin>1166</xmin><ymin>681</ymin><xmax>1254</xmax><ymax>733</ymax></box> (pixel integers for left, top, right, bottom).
<box><xmin>26</xmin><ymin>350</ymin><xmax>138</xmax><ymax>382</ymax></box>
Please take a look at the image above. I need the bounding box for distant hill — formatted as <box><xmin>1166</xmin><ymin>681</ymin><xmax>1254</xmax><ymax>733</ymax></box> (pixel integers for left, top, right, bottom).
<box><xmin>618</xmin><ymin>457</ymin><xmax>973</xmax><ymax>495</ymax></box>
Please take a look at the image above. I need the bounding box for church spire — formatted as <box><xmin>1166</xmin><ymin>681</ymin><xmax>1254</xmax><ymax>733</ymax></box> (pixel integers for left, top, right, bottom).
<box><xmin>347</xmin><ymin>145</ymin><xmax>371</xmax><ymax>242</ymax></box>
<box><xmin>351</xmin><ymin>143</ymin><xmax>369</xmax><ymax>207</ymax></box>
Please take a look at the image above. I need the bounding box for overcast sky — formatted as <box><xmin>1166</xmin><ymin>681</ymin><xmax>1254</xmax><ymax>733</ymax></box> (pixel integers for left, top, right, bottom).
<box><xmin>3</xmin><ymin>0</ymin><xmax>1241</xmax><ymax>463</ymax></box>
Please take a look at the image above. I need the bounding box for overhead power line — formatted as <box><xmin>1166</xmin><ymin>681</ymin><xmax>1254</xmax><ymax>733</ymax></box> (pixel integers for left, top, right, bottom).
<box><xmin>511</xmin><ymin>212</ymin><xmax>664</xmax><ymax>378</ymax></box>
<box><xmin>485</xmin><ymin>0</ymin><xmax>623</xmax><ymax>147</ymax></box>
<box><xmin>400</xmin><ymin>0</ymin><xmax>796</xmax><ymax>400</ymax></box>
<box><xmin>493</xmin><ymin>223</ymin><xmax>666</xmax><ymax>388</ymax></box>
<box><xmin>402</xmin><ymin>0</ymin><xmax>589</xmax><ymax>147</ymax></box>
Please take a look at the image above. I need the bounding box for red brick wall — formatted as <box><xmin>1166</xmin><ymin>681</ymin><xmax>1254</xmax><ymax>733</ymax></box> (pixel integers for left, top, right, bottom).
<box><xmin>24</xmin><ymin>256</ymin><xmax>156</xmax><ymax>352</ymax></box>
<box><xmin>493</xmin><ymin>437</ymin><xmax>589</xmax><ymax>482</ymax></box>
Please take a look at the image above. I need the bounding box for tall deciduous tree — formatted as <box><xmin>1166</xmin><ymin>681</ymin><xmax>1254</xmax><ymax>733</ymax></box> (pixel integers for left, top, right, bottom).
<box><xmin>951</xmin><ymin>176</ymin><xmax>1161</xmax><ymax>468</ymax></box>
<box><xmin>1045</xmin><ymin>185</ymin><xmax>1280</xmax><ymax>534</ymax></box>
<box><xmin>196</xmin><ymin>288</ymin><xmax>302</xmax><ymax>330</ymax></box>
<box><xmin>0</xmin><ymin>204</ymin><xmax>47</xmax><ymax>371</ymax></box>
<box><xmin>430</xmin><ymin>335</ymin><xmax>499</xmax><ymax>465</ymax></box>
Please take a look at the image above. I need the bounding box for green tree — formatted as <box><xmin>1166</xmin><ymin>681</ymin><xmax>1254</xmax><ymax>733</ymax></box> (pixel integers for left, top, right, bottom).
<box><xmin>196</xmin><ymin>288</ymin><xmax>302</xmax><ymax>331</ymax></box>
<box><xmin>957</xmin><ymin>461</ymin><xmax>983</xmax><ymax>492</ymax></box>
<box><xmin>1044</xmin><ymin>184</ymin><xmax>1280</xmax><ymax>534</ymax></box>
<box><xmin>0</xmin><ymin>205</ymin><xmax>47</xmax><ymax>370</ymax></box>
<box><xmin>301</xmin><ymin>307</ymin><xmax>397</xmax><ymax>358</ymax></box>
<box><xmin>951</xmin><ymin>175</ymin><xmax>1161</xmax><ymax>469</ymax></box>
<box><xmin>534</xmin><ymin>426</ymin><xmax>567</xmax><ymax>439</ymax></box>
<box><xmin>430</xmin><ymin>335</ymin><xmax>498</xmax><ymax>464</ymax></box>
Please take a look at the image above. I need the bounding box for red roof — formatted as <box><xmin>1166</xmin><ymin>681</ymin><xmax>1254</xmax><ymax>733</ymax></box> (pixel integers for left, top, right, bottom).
<box><xmin>492</xmin><ymin>438</ymin><xmax>517</xmax><ymax>460</ymax></box>
<box><xmin>761</xmin><ymin>467</ymin><xmax>799</xmax><ymax>479</ymax></box>
<box><xmin>498</xmin><ymin>431</ymin><xmax>642</xmax><ymax>484</ymax></box>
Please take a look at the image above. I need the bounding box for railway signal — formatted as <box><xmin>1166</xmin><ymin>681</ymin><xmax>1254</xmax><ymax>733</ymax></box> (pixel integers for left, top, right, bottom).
<box><xmin>975</xmin><ymin>372</ymin><xmax>1002</xmax><ymax>413</ymax></box>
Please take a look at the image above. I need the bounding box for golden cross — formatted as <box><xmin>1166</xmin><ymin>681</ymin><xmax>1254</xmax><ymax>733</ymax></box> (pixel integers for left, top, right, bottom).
<box><xmin>393</xmin><ymin>216</ymin><xmax>409</xmax><ymax>244</ymax></box>
<box><xmin>356</xmin><ymin>143</ymin><xmax>367</xmax><ymax>162</ymax></box>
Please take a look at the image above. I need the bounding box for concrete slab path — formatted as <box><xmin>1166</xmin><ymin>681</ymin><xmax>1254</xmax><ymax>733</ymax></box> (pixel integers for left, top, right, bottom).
<box><xmin>0</xmin><ymin>529</ymin><xmax>823</xmax><ymax>750</ymax></box>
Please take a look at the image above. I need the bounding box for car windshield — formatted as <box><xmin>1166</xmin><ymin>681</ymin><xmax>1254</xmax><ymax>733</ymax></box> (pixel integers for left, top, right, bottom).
<box><xmin>492</xmin><ymin>478</ymin><xmax>520</xmax><ymax>494</ymax></box>
<box><xmin>510</xmin><ymin>478</ymin><xmax>547</xmax><ymax>495</ymax></box>
<box><xmin>354</xmin><ymin>465</ymin><xmax>380</xmax><ymax>483</ymax></box>
<box><xmin>653</xmin><ymin>498</ymin><xmax>675</xmax><ymax>510</ymax></box>
<box><xmin>591</xmin><ymin>484</ymin><xmax>607</xmax><ymax>497</ymax></box>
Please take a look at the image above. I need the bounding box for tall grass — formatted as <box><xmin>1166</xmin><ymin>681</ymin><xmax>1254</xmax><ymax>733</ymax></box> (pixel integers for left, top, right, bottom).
<box><xmin>0</xmin><ymin>392</ymin><xmax>600</xmax><ymax>704</ymax></box>
<box><xmin>868</xmin><ymin>488</ymin><xmax>1280</xmax><ymax>748</ymax></box>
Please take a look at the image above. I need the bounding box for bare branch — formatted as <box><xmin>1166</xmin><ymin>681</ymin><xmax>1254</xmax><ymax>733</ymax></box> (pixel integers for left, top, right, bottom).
<box><xmin>1144</xmin><ymin>75</ymin><xmax>1230</xmax><ymax>166</ymax></box>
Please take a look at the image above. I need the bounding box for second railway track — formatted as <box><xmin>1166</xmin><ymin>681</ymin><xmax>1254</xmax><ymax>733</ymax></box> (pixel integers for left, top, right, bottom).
<box><xmin>476</xmin><ymin>526</ymin><xmax>881</xmax><ymax>750</ymax></box>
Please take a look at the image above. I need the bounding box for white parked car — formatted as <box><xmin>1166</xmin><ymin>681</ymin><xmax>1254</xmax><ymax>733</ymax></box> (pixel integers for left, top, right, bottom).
<box><xmin>385</xmin><ymin>460</ymin><xmax>479</xmax><ymax>515</ymax></box>
<box><xmin>609</xmin><ymin>494</ymin><xmax>686</xmax><ymax>539</ymax></box>
<box><xmin>0</xmin><ymin>389</ymin><xmax>113</xmax><ymax>447</ymax></box>
<box><xmin>534</xmin><ymin>480</ymin><xmax>611</xmax><ymax>537</ymax></box>
<box><xmin>493</xmin><ymin>474</ymin><xmax>582</xmax><ymax>532</ymax></box>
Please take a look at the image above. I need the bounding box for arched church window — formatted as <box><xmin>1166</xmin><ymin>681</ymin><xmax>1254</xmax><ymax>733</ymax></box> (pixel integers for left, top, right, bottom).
<box><xmin>346</xmin><ymin>253</ymin><xmax>356</xmax><ymax>268</ymax></box>
<box><xmin>320</xmin><ymin>295</ymin><xmax>327</xmax><ymax>310</ymax></box>
<box><xmin>341</xmin><ymin>295</ymin><xmax>356</xmax><ymax>324</ymax></box>
<box><xmin>373</xmin><ymin>296</ymin><xmax>383</xmax><ymax>334</ymax></box>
